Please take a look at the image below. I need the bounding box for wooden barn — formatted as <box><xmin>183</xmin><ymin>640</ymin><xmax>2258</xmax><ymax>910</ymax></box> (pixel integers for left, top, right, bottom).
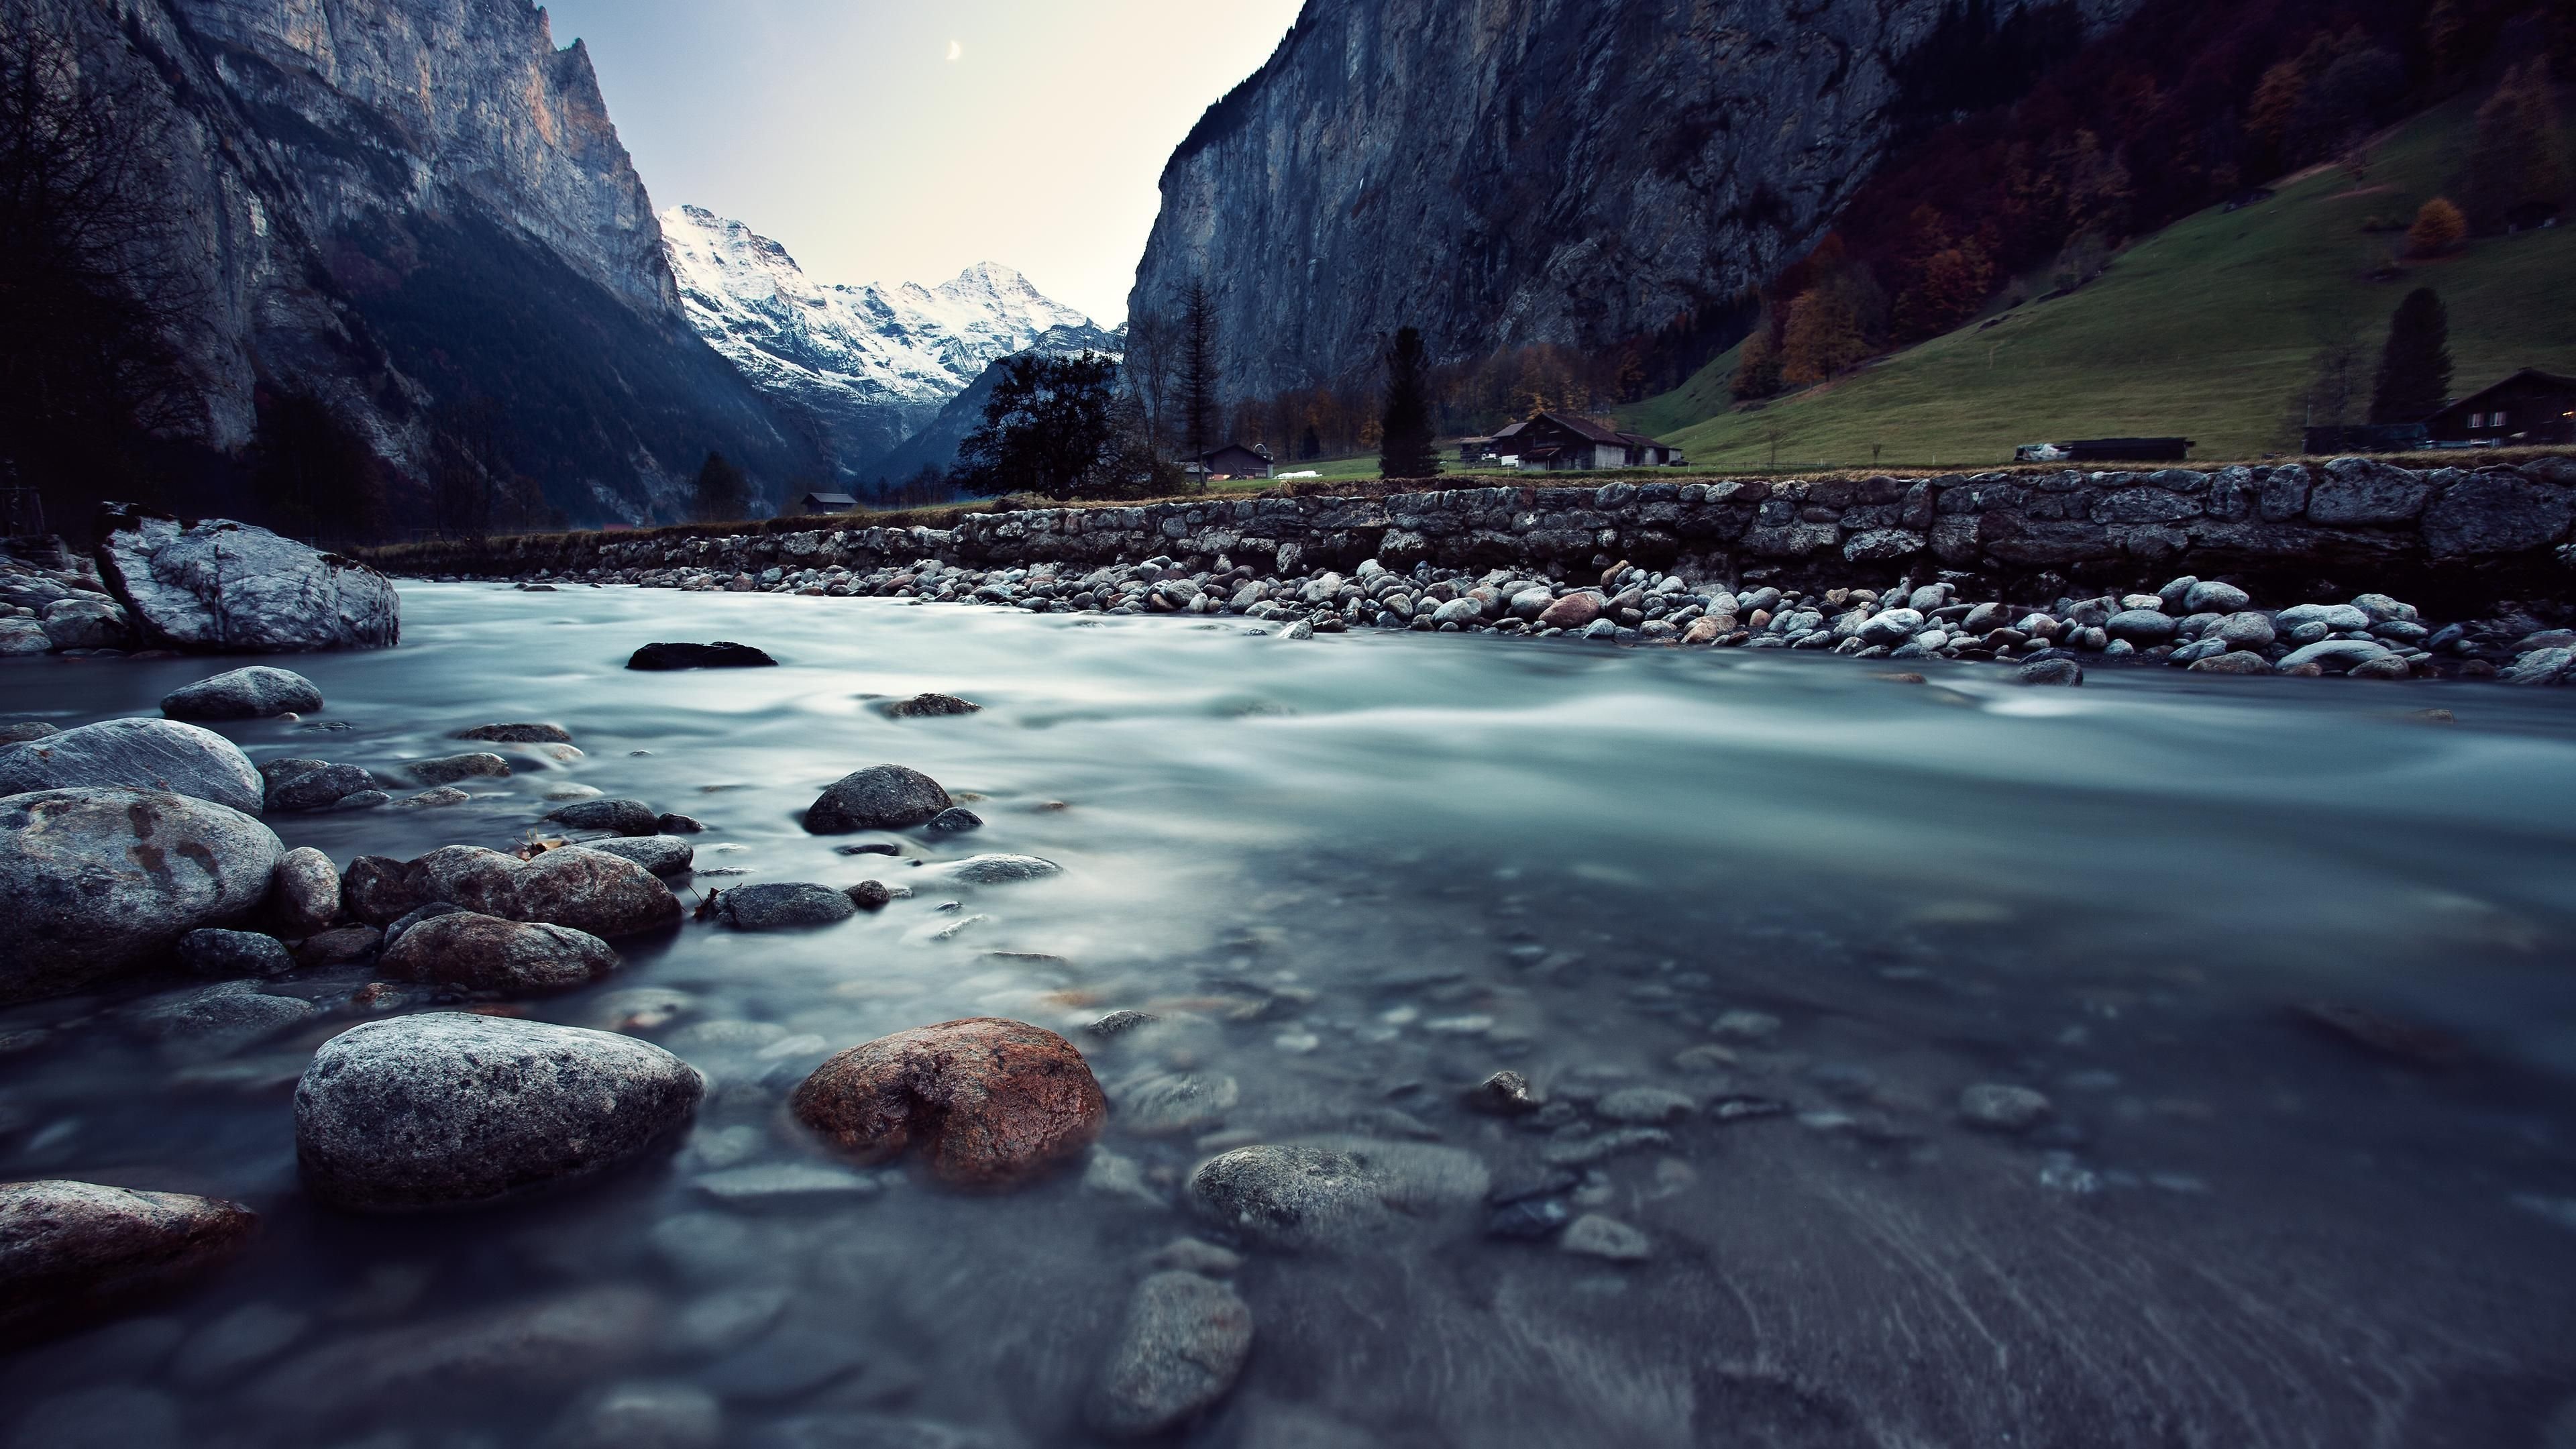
<box><xmin>2422</xmin><ymin>370</ymin><xmax>2576</xmax><ymax>447</ymax></box>
<box><xmin>1199</xmin><ymin>443</ymin><xmax>1274</xmax><ymax>480</ymax></box>
<box><xmin>1493</xmin><ymin>412</ymin><xmax>1682</xmax><ymax>470</ymax></box>
<box><xmin>798</xmin><ymin>491</ymin><xmax>858</xmax><ymax>515</ymax></box>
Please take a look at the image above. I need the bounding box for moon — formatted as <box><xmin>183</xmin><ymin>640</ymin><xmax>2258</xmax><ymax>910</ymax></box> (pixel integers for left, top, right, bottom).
<box><xmin>947</xmin><ymin>39</ymin><xmax>962</xmax><ymax>61</ymax></box>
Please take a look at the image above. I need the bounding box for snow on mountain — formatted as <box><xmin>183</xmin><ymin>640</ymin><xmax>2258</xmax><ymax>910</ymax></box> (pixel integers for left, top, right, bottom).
<box><xmin>661</xmin><ymin>205</ymin><xmax>1114</xmax><ymax>475</ymax></box>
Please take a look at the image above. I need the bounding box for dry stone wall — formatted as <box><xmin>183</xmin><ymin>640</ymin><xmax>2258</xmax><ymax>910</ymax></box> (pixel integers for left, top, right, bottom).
<box><xmin>402</xmin><ymin>458</ymin><xmax>2576</xmax><ymax>612</ymax></box>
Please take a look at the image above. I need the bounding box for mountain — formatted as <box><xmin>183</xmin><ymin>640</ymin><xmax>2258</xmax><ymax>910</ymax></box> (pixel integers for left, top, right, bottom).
<box><xmin>1128</xmin><ymin>0</ymin><xmax>2141</xmax><ymax>402</ymax></box>
<box><xmin>661</xmin><ymin>207</ymin><xmax>1112</xmax><ymax>478</ymax></box>
<box><xmin>28</xmin><ymin>0</ymin><xmax>820</xmax><ymax>525</ymax></box>
<box><xmin>866</xmin><ymin>324</ymin><xmax>1128</xmax><ymax>486</ymax></box>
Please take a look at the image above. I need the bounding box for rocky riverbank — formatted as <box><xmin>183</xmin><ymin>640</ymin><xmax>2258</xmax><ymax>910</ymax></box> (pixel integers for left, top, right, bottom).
<box><xmin>451</xmin><ymin>549</ymin><xmax>2576</xmax><ymax>686</ymax></box>
<box><xmin>3</xmin><ymin>510</ymin><xmax>400</xmax><ymax>662</ymax></box>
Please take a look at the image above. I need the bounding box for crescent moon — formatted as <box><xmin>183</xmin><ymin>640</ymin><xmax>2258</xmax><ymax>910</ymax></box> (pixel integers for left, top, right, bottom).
<box><xmin>947</xmin><ymin>40</ymin><xmax>962</xmax><ymax>61</ymax></box>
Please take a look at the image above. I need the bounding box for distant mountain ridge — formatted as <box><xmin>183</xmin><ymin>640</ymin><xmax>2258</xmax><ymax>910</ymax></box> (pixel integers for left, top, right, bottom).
<box><xmin>661</xmin><ymin>207</ymin><xmax>1116</xmax><ymax>479</ymax></box>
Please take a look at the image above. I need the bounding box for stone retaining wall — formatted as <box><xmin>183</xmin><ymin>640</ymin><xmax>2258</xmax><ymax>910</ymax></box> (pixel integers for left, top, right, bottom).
<box><xmin>389</xmin><ymin>458</ymin><xmax>2576</xmax><ymax>610</ymax></box>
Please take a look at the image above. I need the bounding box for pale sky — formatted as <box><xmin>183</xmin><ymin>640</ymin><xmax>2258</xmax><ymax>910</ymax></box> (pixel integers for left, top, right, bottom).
<box><xmin>540</xmin><ymin>1</ymin><xmax>1305</xmax><ymax>327</ymax></box>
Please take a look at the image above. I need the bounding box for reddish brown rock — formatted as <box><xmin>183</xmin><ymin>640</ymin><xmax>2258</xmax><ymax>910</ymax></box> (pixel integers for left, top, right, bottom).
<box><xmin>1534</xmin><ymin>592</ymin><xmax>1603</xmax><ymax>631</ymax></box>
<box><xmin>380</xmin><ymin>912</ymin><xmax>619</xmax><ymax>994</ymax></box>
<box><xmin>791</xmin><ymin>1018</ymin><xmax>1106</xmax><ymax>1188</ymax></box>
<box><xmin>0</xmin><ymin>1180</ymin><xmax>256</xmax><ymax>1348</ymax></box>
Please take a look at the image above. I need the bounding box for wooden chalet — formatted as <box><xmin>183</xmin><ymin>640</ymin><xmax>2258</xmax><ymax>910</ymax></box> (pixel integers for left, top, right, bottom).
<box><xmin>2422</xmin><ymin>370</ymin><xmax>2576</xmax><ymax>447</ymax></box>
<box><xmin>1491</xmin><ymin>412</ymin><xmax>1683</xmax><ymax>470</ymax></box>
<box><xmin>798</xmin><ymin>491</ymin><xmax>858</xmax><ymax>515</ymax></box>
<box><xmin>1199</xmin><ymin>443</ymin><xmax>1274</xmax><ymax>480</ymax></box>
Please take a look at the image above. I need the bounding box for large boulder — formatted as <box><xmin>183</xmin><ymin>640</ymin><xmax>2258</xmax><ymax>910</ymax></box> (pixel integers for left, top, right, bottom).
<box><xmin>378</xmin><ymin>911</ymin><xmax>620</xmax><ymax>994</ymax></box>
<box><xmin>0</xmin><ymin>1180</ymin><xmax>258</xmax><ymax>1348</ymax></box>
<box><xmin>0</xmin><ymin>718</ymin><xmax>263</xmax><ymax>813</ymax></box>
<box><xmin>94</xmin><ymin>506</ymin><xmax>399</xmax><ymax>652</ymax></box>
<box><xmin>160</xmin><ymin>666</ymin><xmax>324</xmax><ymax>720</ymax></box>
<box><xmin>294</xmin><ymin>1014</ymin><xmax>703</xmax><ymax>1211</ymax></box>
<box><xmin>791</xmin><ymin>1018</ymin><xmax>1106</xmax><ymax>1187</ymax></box>
<box><xmin>1086</xmin><ymin>1272</ymin><xmax>1254</xmax><ymax>1439</ymax></box>
<box><xmin>802</xmin><ymin>764</ymin><xmax>953</xmax><ymax>835</ymax></box>
<box><xmin>366</xmin><ymin>845</ymin><xmax>681</xmax><ymax>938</ymax></box>
<box><xmin>41</xmin><ymin>596</ymin><xmax>131</xmax><ymax>649</ymax></box>
<box><xmin>0</xmin><ymin>788</ymin><xmax>283</xmax><ymax>1004</ymax></box>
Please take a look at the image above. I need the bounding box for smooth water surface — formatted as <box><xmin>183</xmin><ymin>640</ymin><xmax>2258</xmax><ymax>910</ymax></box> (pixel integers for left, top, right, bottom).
<box><xmin>6</xmin><ymin>583</ymin><xmax>2576</xmax><ymax>1448</ymax></box>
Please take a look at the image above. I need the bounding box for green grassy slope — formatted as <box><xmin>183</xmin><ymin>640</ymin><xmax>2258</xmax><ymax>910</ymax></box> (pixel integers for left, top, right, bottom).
<box><xmin>1623</xmin><ymin>93</ymin><xmax>2576</xmax><ymax>470</ymax></box>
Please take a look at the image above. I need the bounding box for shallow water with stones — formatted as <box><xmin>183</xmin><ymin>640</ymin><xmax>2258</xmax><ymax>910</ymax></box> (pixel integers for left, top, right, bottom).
<box><xmin>6</xmin><ymin>581</ymin><xmax>2576</xmax><ymax>1448</ymax></box>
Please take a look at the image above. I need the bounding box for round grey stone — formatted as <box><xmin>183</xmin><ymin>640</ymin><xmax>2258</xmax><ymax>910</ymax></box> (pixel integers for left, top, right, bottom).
<box><xmin>270</xmin><ymin>847</ymin><xmax>339</xmax><ymax>935</ymax></box>
<box><xmin>379</xmin><ymin>912</ymin><xmax>620</xmax><ymax>994</ymax></box>
<box><xmin>1187</xmin><ymin>1140</ymin><xmax>1489</xmax><ymax>1250</ymax></box>
<box><xmin>2183</xmin><ymin>581</ymin><xmax>2251</xmax><ymax>614</ymax></box>
<box><xmin>544</xmin><ymin>798</ymin><xmax>659</xmax><ymax>836</ymax></box>
<box><xmin>0</xmin><ymin>788</ymin><xmax>283</xmax><ymax>1004</ymax></box>
<box><xmin>945</xmin><ymin>854</ymin><xmax>1063</xmax><ymax>885</ymax></box>
<box><xmin>716</xmin><ymin>882</ymin><xmax>856</xmax><ymax>930</ymax></box>
<box><xmin>264</xmin><ymin>761</ymin><xmax>377</xmax><ymax>813</ymax></box>
<box><xmin>1086</xmin><ymin>1272</ymin><xmax>1253</xmax><ymax>1439</ymax></box>
<box><xmin>0</xmin><ymin>1179</ymin><xmax>256</xmax><ymax>1351</ymax></box>
<box><xmin>177</xmin><ymin>928</ymin><xmax>296</xmax><ymax>979</ymax></box>
<box><xmin>926</xmin><ymin>806</ymin><xmax>983</xmax><ymax>833</ymax></box>
<box><xmin>802</xmin><ymin>765</ymin><xmax>953</xmax><ymax>835</ymax></box>
<box><xmin>294</xmin><ymin>1014</ymin><xmax>703</xmax><ymax>1211</ymax></box>
<box><xmin>455</xmin><ymin>722</ymin><xmax>572</xmax><ymax>744</ymax></box>
<box><xmin>0</xmin><ymin>718</ymin><xmax>263</xmax><ymax>814</ymax></box>
<box><xmin>2103</xmin><ymin>608</ymin><xmax>2176</xmax><ymax>645</ymax></box>
<box><xmin>159</xmin><ymin>666</ymin><xmax>323</xmax><ymax>721</ymax></box>
<box><xmin>579</xmin><ymin>835</ymin><xmax>694</xmax><ymax>876</ymax></box>
<box><xmin>2013</xmin><ymin>658</ymin><xmax>2084</xmax><ymax>686</ymax></box>
<box><xmin>405</xmin><ymin>753</ymin><xmax>511</xmax><ymax>786</ymax></box>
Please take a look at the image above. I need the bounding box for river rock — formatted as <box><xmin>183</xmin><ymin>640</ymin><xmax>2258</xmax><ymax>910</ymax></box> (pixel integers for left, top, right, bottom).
<box><xmin>803</xmin><ymin>764</ymin><xmax>953</xmax><ymax>834</ymax></box>
<box><xmin>247</xmin><ymin>1285</ymin><xmax>662</xmax><ymax>1420</ymax></box>
<box><xmin>1535</xmin><ymin>592</ymin><xmax>1603</xmax><ymax>631</ymax></box>
<box><xmin>2277</xmin><ymin>638</ymin><xmax>2391</xmax><ymax>672</ymax></box>
<box><xmin>2012</xmin><ymin>657</ymin><xmax>2083</xmax><ymax>686</ymax></box>
<box><xmin>2103</xmin><ymin>608</ymin><xmax>2176</xmax><ymax>644</ymax></box>
<box><xmin>0</xmin><ymin>720</ymin><xmax>58</xmax><ymax>743</ymax></box>
<box><xmin>264</xmin><ymin>760</ymin><xmax>378</xmax><ymax>813</ymax></box>
<box><xmin>884</xmin><ymin>693</ymin><xmax>981</xmax><ymax>717</ymax></box>
<box><xmin>405</xmin><ymin>753</ymin><xmax>510</xmax><ymax>786</ymax></box>
<box><xmin>1187</xmin><ymin>1140</ymin><xmax>1491</xmax><ymax>1250</ymax></box>
<box><xmin>508</xmin><ymin>847</ymin><xmax>684</xmax><ymax>937</ymax></box>
<box><xmin>0</xmin><ymin>1180</ymin><xmax>258</xmax><ymax>1348</ymax></box>
<box><xmin>41</xmin><ymin>596</ymin><xmax>130</xmax><ymax>649</ymax></box>
<box><xmin>295</xmin><ymin>1014</ymin><xmax>702</xmax><ymax>1210</ymax></box>
<box><xmin>2275</xmin><ymin>602</ymin><xmax>2371</xmax><ymax>633</ymax></box>
<box><xmin>160</xmin><ymin>666</ymin><xmax>323</xmax><ymax>720</ymax></box>
<box><xmin>791</xmin><ymin>1018</ymin><xmax>1106</xmax><ymax>1187</ymax></box>
<box><xmin>545</xmin><ymin>798</ymin><xmax>659</xmax><ymax>836</ymax></box>
<box><xmin>716</xmin><ymin>883</ymin><xmax>855</xmax><ymax>930</ymax></box>
<box><xmin>269</xmin><ymin>847</ymin><xmax>340</xmax><ymax>935</ymax></box>
<box><xmin>293</xmin><ymin>924</ymin><xmax>381</xmax><ymax>969</ymax></box>
<box><xmin>2184</xmin><ymin>581</ymin><xmax>2251</xmax><ymax>614</ymax></box>
<box><xmin>580</xmin><ymin>835</ymin><xmax>694</xmax><ymax>875</ymax></box>
<box><xmin>0</xmin><ymin>718</ymin><xmax>264</xmax><ymax>814</ymax></box>
<box><xmin>1957</xmin><ymin>1083</ymin><xmax>2053</xmax><ymax>1132</ymax></box>
<box><xmin>380</xmin><ymin>912</ymin><xmax>620</xmax><ymax>993</ymax></box>
<box><xmin>125</xmin><ymin>979</ymin><xmax>318</xmax><ymax>1045</ymax></box>
<box><xmin>341</xmin><ymin>855</ymin><xmax>417</xmax><ymax>924</ymax></box>
<box><xmin>945</xmin><ymin>853</ymin><xmax>1063</xmax><ymax>885</ymax></box>
<box><xmin>95</xmin><ymin>507</ymin><xmax>399</xmax><ymax>651</ymax></box>
<box><xmin>177</xmin><ymin>928</ymin><xmax>296</xmax><ymax>979</ymax></box>
<box><xmin>927</xmin><ymin>806</ymin><xmax>983</xmax><ymax>833</ymax></box>
<box><xmin>2212</xmin><ymin>611</ymin><xmax>2276</xmax><ymax>647</ymax></box>
<box><xmin>626</xmin><ymin>641</ymin><xmax>775</xmax><ymax>670</ymax></box>
<box><xmin>381</xmin><ymin>900</ymin><xmax>464</xmax><ymax>952</ymax></box>
<box><xmin>0</xmin><ymin>788</ymin><xmax>283</xmax><ymax>1003</ymax></box>
<box><xmin>1086</xmin><ymin>1272</ymin><xmax>1254</xmax><ymax>1439</ymax></box>
<box><xmin>456</xmin><ymin>722</ymin><xmax>572</xmax><ymax>743</ymax></box>
<box><xmin>2188</xmin><ymin>651</ymin><xmax>2273</xmax><ymax>674</ymax></box>
<box><xmin>0</xmin><ymin>617</ymin><xmax>50</xmax><ymax>655</ymax></box>
<box><xmin>1560</xmin><ymin>1214</ymin><xmax>1652</xmax><ymax>1261</ymax></box>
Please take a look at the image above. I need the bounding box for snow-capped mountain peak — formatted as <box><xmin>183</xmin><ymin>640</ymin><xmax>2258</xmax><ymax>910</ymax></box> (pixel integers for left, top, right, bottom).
<box><xmin>660</xmin><ymin>205</ymin><xmax>1114</xmax><ymax>473</ymax></box>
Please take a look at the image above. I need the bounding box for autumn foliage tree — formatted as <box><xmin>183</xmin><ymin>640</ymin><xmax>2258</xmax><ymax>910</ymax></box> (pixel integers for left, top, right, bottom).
<box><xmin>2461</xmin><ymin>59</ymin><xmax>2567</xmax><ymax>231</ymax></box>
<box><xmin>2406</xmin><ymin>197</ymin><xmax>2468</xmax><ymax>256</ymax></box>
<box><xmin>1781</xmin><ymin>288</ymin><xmax>1870</xmax><ymax>387</ymax></box>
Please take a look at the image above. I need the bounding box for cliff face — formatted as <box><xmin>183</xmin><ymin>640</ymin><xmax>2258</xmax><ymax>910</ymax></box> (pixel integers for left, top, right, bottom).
<box><xmin>53</xmin><ymin>0</ymin><xmax>818</xmax><ymax>523</ymax></box>
<box><xmin>1130</xmin><ymin>0</ymin><xmax>2135</xmax><ymax>400</ymax></box>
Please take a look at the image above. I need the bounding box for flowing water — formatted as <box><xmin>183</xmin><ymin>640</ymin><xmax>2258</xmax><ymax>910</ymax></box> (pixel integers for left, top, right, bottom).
<box><xmin>7</xmin><ymin>582</ymin><xmax>2576</xmax><ymax>1448</ymax></box>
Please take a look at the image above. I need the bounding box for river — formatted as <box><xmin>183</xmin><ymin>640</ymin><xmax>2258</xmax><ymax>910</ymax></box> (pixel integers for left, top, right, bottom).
<box><xmin>6</xmin><ymin>581</ymin><xmax>2576</xmax><ymax>1447</ymax></box>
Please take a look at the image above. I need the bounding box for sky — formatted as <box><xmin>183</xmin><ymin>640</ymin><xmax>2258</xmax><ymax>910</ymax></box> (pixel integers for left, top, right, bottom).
<box><xmin>539</xmin><ymin>0</ymin><xmax>1305</xmax><ymax>327</ymax></box>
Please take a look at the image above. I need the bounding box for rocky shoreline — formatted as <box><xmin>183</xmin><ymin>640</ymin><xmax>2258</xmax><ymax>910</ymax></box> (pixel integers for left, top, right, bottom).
<box><xmin>451</xmin><ymin>548</ymin><xmax>2576</xmax><ymax>686</ymax></box>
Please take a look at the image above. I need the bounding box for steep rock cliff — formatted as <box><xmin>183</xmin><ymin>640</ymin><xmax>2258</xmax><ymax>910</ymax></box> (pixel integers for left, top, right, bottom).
<box><xmin>1130</xmin><ymin>0</ymin><xmax>2136</xmax><ymax>400</ymax></box>
<box><xmin>48</xmin><ymin>0</ymin><xmax>818</xmax><ymax>523</ymax></box>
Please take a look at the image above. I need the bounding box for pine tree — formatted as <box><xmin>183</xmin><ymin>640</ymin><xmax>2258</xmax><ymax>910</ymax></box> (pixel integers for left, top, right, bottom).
<box><xmin>692</xmin><ymin>450</ymin><xmax>750</xmax><ymax>522</ymax></box>
<box><xmin>1377</xmin><ymin>327</ymin><xmax>1440</xmax><ymax>480</ymax></box>
<box><xmin>2370</xmin><ymin>288</ymin><xmax>2453</xmax><ymax>423</ymax></box>
<box><xmin>1179</xmin><ymin>280</ymin><xmax>1221</xmax><ymax>466</ymax></box>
